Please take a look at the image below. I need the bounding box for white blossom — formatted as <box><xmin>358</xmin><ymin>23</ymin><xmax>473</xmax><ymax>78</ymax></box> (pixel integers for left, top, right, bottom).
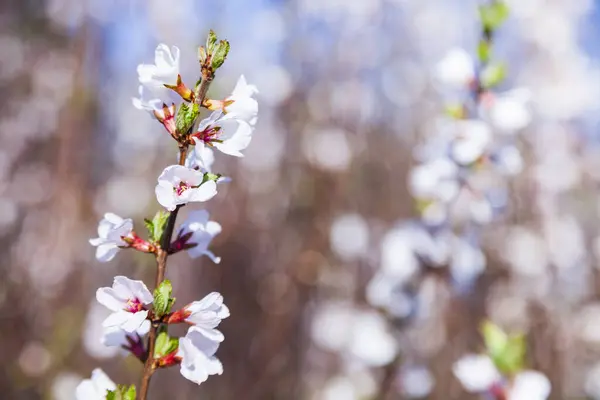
<box><xmin>155</xmin><ymin>165</ymin><xmax>218</xmax><ymax>211</ymax></box>
<box><xmin>223</xmin><ymin>75</ymin><xmax>259</xmax><ymax>125</ymax></box>
<box><xmin>380</xmin><ymin>226</ymin><xmax>420</xmax><ymax>284</ymax></box>
<box><xmin>401</xmin><ymin>366</ymin><xmax>435</xmax><ymax>398</ymax></box>
<box><xmin>102</xmin><ymin>320</ymin><xmax>151</xmax><ymax>348</ymax></box>
<box><xmin>96</xmin><ymin>276</ymin><xmax>153</xmax><ymax>333</ymax></box>
<box><xmin>435</xmin><ymin>48</ymin><xmax>475</xmax><ymax>87</ymax></box>
<box><xmin>347</xmin><ymin>310</ymin><xmax>398</xmax><ymax>367</ymax></box>
<box><xmin>310</xmin><ymin>303</ymin><xmax>398</xmax><ymax>367</ymax></box>
<box><xmin>450</xmin><ymin>236</ymin><xmax>487</xmax><ymax>286</ymax></box>
<box><xmin>183</xmin><ymin>292</ymin><xmax>229</xmax><ymax>340</ymax></box>
<box><xmin>177</xmin><ymin>328</ymin><xmax>224</xmax><ymax>385</ymax></box>
<box><xmin>453</xmin><ymin>354</ymin><xmax>501</xmax><ymax>393</ymax></box>
<box><xmin>485</xmin><ymin>88</ymin><xmax>532</xmax><ymax>133</ymax></box>
<box><xmin>196</xmin><ymin>111</ymin><xmax>254</xmax><ymax>157</ymax></box>
<box><xmin>137</xmin><ymin>43</ymin><xmax>180</xmax><ymax>89</ymax></box>
<box><xmin>177</xmin><ymin>210</ymin><xmax>222</xmax><ymax>262</ymax></box>
<box><xmin>75</xmin><ymin>368</ymin><xmax>116</xmax><ymax>400</ymax></box>
<box><xmin>451</xmin><ymin>120</ymin><xmax>492</xmax><ymax>165</ymax></box>
<box><xmin>508</xmin><ymin>371</ymin><xmax>551</xmax><ymax>400</ymax></box>
<box><xmin>89</xmin><ymin>213</ymin><xmax>133</xmax><ymax>262</ymax></box>
<box><xmin>329</xmin><ymin>213</ymin><xmax>370</xmax><ymax>261</ymax></box>
<box><xmin>185</xmin><ymin>138</ymin><xmax>215</xmax><ymax>172</ymax></box>
<box><xmin>131</xmin><ymin>85</ymin><xmax>162</xmax><ymax>114</ymax></box>
<box><xmin>409</xmin><ymin>157</ymin><xmax>459</xmax><ymax>202</ymax></box>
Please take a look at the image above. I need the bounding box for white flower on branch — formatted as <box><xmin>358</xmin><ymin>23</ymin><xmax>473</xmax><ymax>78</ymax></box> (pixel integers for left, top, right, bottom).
<box><xmin>102</xmin><ymin>321</ymin><xmax>150</xmax><ymax>347</ymax></box>
<box><xmin>182</xmin><ymin>292</ymin><xmax>229</xmax><ymax>339</ymax></box>
<box><xmin>409</xmin><ymin>157</ymin><xmax>459</xmax><ymax>203</ymax></box>
<box><xmin>96</xmin><ymin>276</ymin><xmax>153</xmax><ymax>333</ymax></box>
<box><xmin>482</xmin><ymin>88</ymin><xmax>532</xmax><ymax>133</ymax></box>
<box><xmin>508</xmin><ymin>370</ymin><xmax>551</xmax><ymax>400</ymax></box>
<box><xmin>89</xmin><ymin>213</ymin><xmax>134</xmax><ymax>262</ymax></box>
<box><xmin>131</xmin><ymin>85</ymin><xmax>162</xmax><ymax>114</ymax></box>
<box><xmin>452</xmin><ymin>354</ymin><xmax>501</xmax><ymax>393</ymax></box>
<box><xmin>185</xmin><ymin>137</ymin><xmax>216</xmax><ymax>172</ymax></box>
<box><xmin>450</xmin><ymin>119</ymin><xmax>492</xmax><ymax>165</ymax></box>
<box><xmin>102</xmin><ymin>320</ymin><xmax>150</xmax><ymax>359</ymax></box>
<box><xmin>435</xmin><ymin>48</ymin><xmax>475</xmax><ymax>88</ymax></box>
<box><xmin>175</xmin><ymin>210</ymin><xmax>222</xmax><ymax>262</ymax></box>
<box><xmin>194</xmin><ymin>111</ymin><xmax>254</xmax><ymax>157</ymax></box>
<box><xmin>137</xmin><ymin>43</ymin><xmax>180</xmax><ymax>89</ymax></box>
<box><xmin>221</xmin><ymin>75</ymin><xmax>259</xmax><ymax>125</ymax></box>
<box><xmin>75</xmin><ymin>368</ymin><xmax>116</xmax><ymax>400</ymax></box>
<box><xmin>155</xmin><ymin>165</ymin><xmax>218</xmax><ymax>211</ymax></box>
<box><xmin>177</xmin><ymin>327</ymin><xmax>224</xmax><ymax>385</ymax></box>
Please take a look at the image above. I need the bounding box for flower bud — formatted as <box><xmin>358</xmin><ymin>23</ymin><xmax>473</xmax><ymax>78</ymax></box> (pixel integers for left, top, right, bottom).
<box><xmin>164</xmin><ymin>74</ymin><xmax>194</xmax><ymax>102</ymax></box>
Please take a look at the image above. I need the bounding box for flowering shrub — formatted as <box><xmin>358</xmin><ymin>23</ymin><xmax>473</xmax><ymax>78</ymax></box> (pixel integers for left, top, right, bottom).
<box><xmin>319</xmin><ymin>1</ymin><xmax>552</xmax><ymax>399</ymax></box>
<box><xmin>78</xmin><ymin>31</ymin><xmax>257</xmax><ymax>399</ymax></box>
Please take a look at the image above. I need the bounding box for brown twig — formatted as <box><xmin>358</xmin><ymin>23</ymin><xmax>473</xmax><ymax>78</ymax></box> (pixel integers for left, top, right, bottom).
<box><xmin>138</xmin><ymin>71</ymin><xmax>214</xmax><ymax>400</ymax></box>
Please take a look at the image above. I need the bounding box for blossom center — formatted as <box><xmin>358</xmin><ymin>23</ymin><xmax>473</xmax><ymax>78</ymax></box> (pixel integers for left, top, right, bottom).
<box><xmin>125</xmin><ymin>298</ymin><xmax>143</xmax><ymax>313</ymax></box>
<box><xmin>196</xmin><ymin>126</ymin><xmax>221</xmax><ymax>144</ymax></box>
<box><xmin>175</xmin><ymin>181</ymin><xmax>191</xmax><ymax>196</ymax></box>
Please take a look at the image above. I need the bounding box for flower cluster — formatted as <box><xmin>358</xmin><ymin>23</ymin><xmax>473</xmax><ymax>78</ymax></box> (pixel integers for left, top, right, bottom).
<box><xmin>353</xmin><ymin>2</ymin><xmax>550</xmax><ymax>398</ymax></box>
<box><xmin>367</xmin><ymin>1</ymin><xmax>531</xmax><ymax>309</ymax></box>
<box><xmin>78</xmin><ymin>31</ymin><xmax>257</xmax><ymax>399</ymax></box>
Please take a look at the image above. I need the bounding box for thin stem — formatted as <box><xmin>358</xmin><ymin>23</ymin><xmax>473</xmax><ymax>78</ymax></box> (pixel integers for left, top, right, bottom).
<box><xmin>139</xmin><ymin>148</ymin><xmax>187</xmax><ymax>400</ymax></box>
<box><xmin>191</xmin><ymin>71</ymin><xmax>214</xmax><ymax>134</ymax></box>
<box><xmin>139</xmin><ymin>325</ymin><xmax>156</xmax><ymax>397</ymax></box>
<box><xmin>139</xmin><ymin>73</ymin><xmax>214</xmax><ymax>400</ymax></box>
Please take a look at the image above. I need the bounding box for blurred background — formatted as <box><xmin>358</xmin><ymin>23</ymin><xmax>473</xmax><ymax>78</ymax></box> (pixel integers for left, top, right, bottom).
<box><xmin>3</xmin><ymin>0</ymin><xmax>600</xmax><ymax>399</ymax></box>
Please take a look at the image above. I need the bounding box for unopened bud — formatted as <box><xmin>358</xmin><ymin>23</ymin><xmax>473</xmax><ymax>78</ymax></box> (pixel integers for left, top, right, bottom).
<box><xmin>211</xmin><ymin>40</ymin><xmax>230</xmax><ymax>70</ymax></box>
<box><xmin>164</xmin><ymin>74</ymin><xmax>194</xmax><ymax>102</ymax></box>
<box><xmin>154</xmin><ymin>103</ymin><xmax>177</xmax><ymax>138</ymax></box>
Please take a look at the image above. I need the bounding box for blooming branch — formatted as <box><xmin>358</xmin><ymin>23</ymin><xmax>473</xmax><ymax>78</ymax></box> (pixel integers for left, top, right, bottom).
<box><xmin>81</xmin><ymin>29</ymin><xmax>257</xmax><ymax>400</ymax></box>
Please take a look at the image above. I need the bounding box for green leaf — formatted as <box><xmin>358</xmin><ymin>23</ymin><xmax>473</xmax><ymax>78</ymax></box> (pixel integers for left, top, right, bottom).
<box><xmin>153</xmin><ymin>291</ymin><xmax>166</xmax><ymax>317</ymax></box>
<box><xmin>175</xmin><ymin>102</ymin><xmax>200</xmax><ymax>136</ymax></box>
<box><xmin>477</xmin><ymin>40</ymin><xmax>491</xmax><ymax>64</ymax></box>
<box><xmin>444</xmin><ymin>104</ymin><xmax>465</xmax><ymax>119</ymax></box>
<box><xmin>481</xmin><ymin>321</ymin><xmax>508</xmax><ymax>358</ymax></box>
<box><xmin>106</xmin><ymin>385</ymin><xmax>136</xmax><ymax>400</ymax></box>
<box><xmin>154</xmin><ymin>331</ymin><xmax>169</xmax><ymax>358</ymax></box>
<box><xmin>143</xmin><ymin>218</ymin><xmax>154</xmax><ymax>241</ymax></box>
<box><xmin>152</xmin><ymin>210</ymin><xmax>170</xmax><ymax>243</ymax></box>
<box><xmin>154</xmin><ymin>332</ymin><xmax>179</xmax><ymax>358</ymax></box>
<box><xmin>166</xmin><ymin>337</ymin><xmax>180</xmax><ymax>355</ymax></box>
<box><xmin>167</xmin><ymin>297</ymin><xmax>176</xmax><ymax>313</ymax></box>
<box><xmin>481</xmin><ymin>321</ymin><xmax>526</xmax><ymax>375</ymax></box>
<box><xmin>203</xmin><ymin>172</ymin><xmax>222</xmax><ymax>183</ymax></box>
<box><xmin>415</xmin><ymin>198</ymin><xmax>433</xmax><ymax>215</ymax></box>
<box><xmin>206</xmin><ymin>30</ymin><xmax>218</xmax><ymax>54</ymax></box>
<box><xmin>212</xmin><ymin>40</ymin><xmax>230</xmax><ymax>70</ymax></box>
<box><xmin>153</xmin><ymin>280</ymin><xmax>173</xmax><ymax>317</ymax></box>
<box><xmin>479</xmin><ymin>2</ymin><xmax>509</xmax><ymax>31</ymax></box>
<box><xmin>123</xmin><ymin>385</ymin><xmax>136</xmax><ymax>400</ymax></box>
<box><xmin>157</xmin><ymin>280</ymin><xmax>172</xmax><ymax>304</ymax></box>
<box><xmin>145</xmin><ymin>210</ymin><xmax>170</xmax><ymax>244</ymax></box>
<box><xmin>494</xmin><ymin>334</ymin><xmax>526</xmax><ymax>375</ymax></box>
<box><xmin>480</xmin><ymin>62</ymin><xmax>507</xmax><ymax>88</ymax></box>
